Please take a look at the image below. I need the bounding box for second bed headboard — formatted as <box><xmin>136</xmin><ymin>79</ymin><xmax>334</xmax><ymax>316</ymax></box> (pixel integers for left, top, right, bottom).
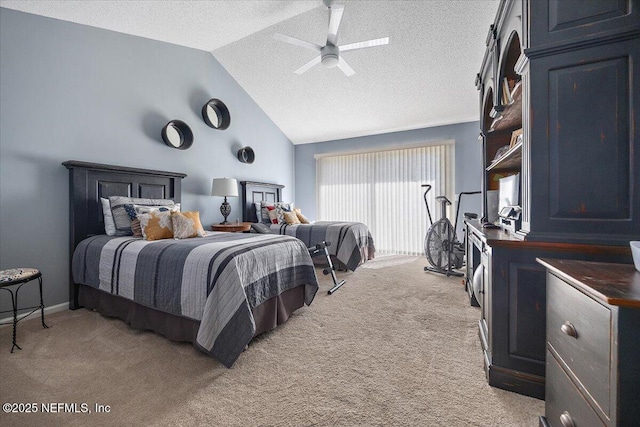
<box><xmin>240</xmin><ymin>181</ymin><xmax>284</xmax><ymax>222</ymax></box>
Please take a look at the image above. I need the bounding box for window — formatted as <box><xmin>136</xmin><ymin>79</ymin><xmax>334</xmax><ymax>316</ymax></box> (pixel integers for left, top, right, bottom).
<box><xmin>316</xmin><ymin>142</ymin><xmax>454</xmax><ymax>255</ymax></box>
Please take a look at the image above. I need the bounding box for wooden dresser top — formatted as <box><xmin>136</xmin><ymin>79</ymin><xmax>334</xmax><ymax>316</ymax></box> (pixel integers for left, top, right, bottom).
<box><xmin>537</xmin><ymin>258</ymin><xmax>640</xmax><ymax>308</ymax></box>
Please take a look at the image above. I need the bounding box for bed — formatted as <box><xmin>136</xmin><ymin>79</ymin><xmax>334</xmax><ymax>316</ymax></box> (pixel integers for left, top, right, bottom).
<box><xmin>63</xmin><ymin>161</ymin><xmax>319</xmax><ymax>367</ymax></box>
<box><xmin>240</xmin><ymin>181</ymin><xmax>375</xmax><ymax>271</ymax></box>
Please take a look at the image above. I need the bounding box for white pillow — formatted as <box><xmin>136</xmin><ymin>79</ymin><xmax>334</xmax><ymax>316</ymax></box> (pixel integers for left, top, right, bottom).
<box><xmin>101</xmin><ymin>198</ymin><xmax>116</xmax><ymax>236</ymax></box>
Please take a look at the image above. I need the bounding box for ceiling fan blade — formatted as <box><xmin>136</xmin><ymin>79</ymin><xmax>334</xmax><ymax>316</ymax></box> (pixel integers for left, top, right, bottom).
<box><xmin>273</xmin><ymin>33</ymin><xmax>322</xmax><ymax>52</ymax></box>
<box><xmin>339</xmin><ymin>37</ymin><xmax>389</xmax><ymax>52</ymax></box>
<box><xmin>326</xmin><ymin>5</ymin><xmax>345</xmax><ymax>46</ymax></box>
<box><xmin>337</xmin><ymin>57</ymin><xmax>355</xmax><ymax>76</ymax></box>
<box><xmin>295</xmin><ymin>55</ymin><xmax>322</xmax><ymax>74</ymax></box>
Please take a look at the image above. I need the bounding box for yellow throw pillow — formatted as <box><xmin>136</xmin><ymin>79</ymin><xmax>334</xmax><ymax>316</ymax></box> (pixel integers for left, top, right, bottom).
<box><xmin>294</xmin><ymin>208</ymin><xmax>310</xmax><ymax>224</ymax></box>
<box><xmin>283</xmin><ymin>211</ymin><xmax>301</xmax><ymax>225</ymax></box>
<box><xmin>172</xmin><ymin>211</ymin><xmax>205</xmax><ymax>239</ymax></box>
<box><xmin>138</xmin><ymin>211</ymin><xmax>174</xmax><ymax>241</ymax></box>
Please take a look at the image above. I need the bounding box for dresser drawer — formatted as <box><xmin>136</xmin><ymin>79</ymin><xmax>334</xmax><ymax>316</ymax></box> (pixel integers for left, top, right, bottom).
<box><xmin>547</xmin><ymin>273</ymin><xmax>611</xmax><ymax>416</ymax></box>
<box><xmin>546</xmin><ymin>350</ymin><xmax>606</xmax><ymax>427</ymax></box>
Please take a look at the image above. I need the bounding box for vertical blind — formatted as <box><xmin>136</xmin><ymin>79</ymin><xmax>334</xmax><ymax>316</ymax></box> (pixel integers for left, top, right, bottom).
<box><xmin>316</xmin><ymin>143</ymin><xmax>454</xmax><ymax>256</ymax></box>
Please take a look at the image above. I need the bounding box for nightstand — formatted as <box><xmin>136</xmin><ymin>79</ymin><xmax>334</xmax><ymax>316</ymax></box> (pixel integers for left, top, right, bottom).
<box><xmin>211</xmin><ymin>222</ymin><xmax>252</xmax><ymax>233</ymax></box>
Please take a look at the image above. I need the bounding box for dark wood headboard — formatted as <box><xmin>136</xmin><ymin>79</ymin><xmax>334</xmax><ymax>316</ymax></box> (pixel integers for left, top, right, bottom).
<box><xmin>240</xmin><ymin>181</ymin><xmax>284</xmax><ymax>222</ymax></box>
<box><xmin>63</xmin><ymin>160</ymin><xmax>186</xmax><ymax>309</ymax></box>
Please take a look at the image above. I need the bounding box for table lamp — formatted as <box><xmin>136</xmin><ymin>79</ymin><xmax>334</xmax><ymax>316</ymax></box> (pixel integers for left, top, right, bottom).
<box><xmin>212</xmin><ymin>178</ymin><xmax>238</xmax><ymax>224</ymax></box>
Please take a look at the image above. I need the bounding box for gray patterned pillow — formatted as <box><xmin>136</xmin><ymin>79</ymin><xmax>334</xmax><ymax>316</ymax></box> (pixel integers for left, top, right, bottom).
<box><xmin>259</xmin><ymin>202</ymin><xmax>275</xmax><ymax>224</ymax></box>
<box><xmin>254</xmin><ymin>202</ymin><xmax>263</xmax><ymax>223</ymax></box>
<box><xmin>109</xmin><ymin>196</ymin><xmax>175</xmax><ymax>236</ymax></box>
<box><xmin>250</xmin><ymin>223</ymin><xmax>274</xmax><ymax>234</ymax></box>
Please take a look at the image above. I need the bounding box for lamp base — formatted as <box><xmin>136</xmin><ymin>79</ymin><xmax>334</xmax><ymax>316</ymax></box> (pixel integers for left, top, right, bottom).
<box><xmin>220</xmin><ymin>197</ymin><xmax>231</xmax><ymax>225</ymax></box>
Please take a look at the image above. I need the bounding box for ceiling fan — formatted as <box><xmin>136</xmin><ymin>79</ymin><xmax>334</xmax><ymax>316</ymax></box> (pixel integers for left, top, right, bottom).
<box><xmin>273</xmin><ymin>0</ymin><xmax>389</xmax><ymax>76</ymax></box>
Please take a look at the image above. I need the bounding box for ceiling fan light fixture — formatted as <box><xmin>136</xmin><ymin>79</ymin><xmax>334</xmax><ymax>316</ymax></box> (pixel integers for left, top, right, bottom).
<box><xmin>321</xmin><ymin>44</ymin><xmax>339</xmax><ymax>68</ymax></box>
<box><xmin>322</xmin><ymin>53</ymin><xmax>339</xmax><ymax>68</ymax></box>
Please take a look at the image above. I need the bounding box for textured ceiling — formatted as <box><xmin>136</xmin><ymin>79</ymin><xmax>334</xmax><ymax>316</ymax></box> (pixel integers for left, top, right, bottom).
<box><xmin>1</xmin><ymin>0</ymin><xmax>499</xmax><ymax>144</ymax></box>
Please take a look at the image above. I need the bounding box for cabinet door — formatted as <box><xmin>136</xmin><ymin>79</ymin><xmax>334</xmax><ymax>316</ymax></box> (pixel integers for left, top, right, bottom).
<box><xmin>529</xmin><ymin>38</ymin><xmax>640</xmax><ymax>243</ymax></box>
<box><xmin>529</xmin><ymin>0</ymin><xmax>640</xmax><ymax>50</ymax></box>
<box><xmin>491</xmin><ymin>248</ymin><xmax>547</xmax><ymax>376</ymax></box>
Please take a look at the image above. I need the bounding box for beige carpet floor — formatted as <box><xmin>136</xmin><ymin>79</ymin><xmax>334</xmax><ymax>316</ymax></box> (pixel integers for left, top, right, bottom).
<box><xmin>0</xmin><ymin>257</ymin><xmax>543</xmax><ymax>426</ymax></box>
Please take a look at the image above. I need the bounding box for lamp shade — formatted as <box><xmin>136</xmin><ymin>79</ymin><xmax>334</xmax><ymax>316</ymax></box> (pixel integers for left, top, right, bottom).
<box><xmin>211</xmin><ymin>178</ymin><xmax>238</xmax><ymax>197</ymax></box>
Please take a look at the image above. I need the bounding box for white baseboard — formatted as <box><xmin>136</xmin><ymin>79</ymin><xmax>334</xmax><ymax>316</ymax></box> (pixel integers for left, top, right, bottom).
<box><xmin>0</xmin><ymin>301</ymin><xmax>69</xmax><ymax>326</ymax></box>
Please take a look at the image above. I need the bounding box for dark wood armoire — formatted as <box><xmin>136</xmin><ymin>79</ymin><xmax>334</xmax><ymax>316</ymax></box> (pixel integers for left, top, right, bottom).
<box><xmin>467</xmin><ymin>0</ymin><xmax>639</xmax><ymax>400</ymax></box>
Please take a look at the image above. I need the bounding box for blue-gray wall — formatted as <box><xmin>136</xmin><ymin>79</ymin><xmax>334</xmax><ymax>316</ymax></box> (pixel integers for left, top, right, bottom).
<box><xmin>0</xmin><ymin>8</ymin><xmax>295</xmax><ymax>310</ymax></box>
<box><xmin>294</xmin><ymin>122</ymin><xmax>483</xmax><ymax>239</ymax></box>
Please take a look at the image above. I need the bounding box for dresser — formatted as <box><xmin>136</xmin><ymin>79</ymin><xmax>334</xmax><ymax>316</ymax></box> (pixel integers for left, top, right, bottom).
<box><xmin>537</xmin><ymin>259</ymin><xmax>640</xmax><ymax>427</ymax></box>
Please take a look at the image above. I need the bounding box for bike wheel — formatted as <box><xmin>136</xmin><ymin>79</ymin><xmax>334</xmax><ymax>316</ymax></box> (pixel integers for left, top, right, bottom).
<box><xmin>425</xmin><ymin>218</ymin><xmax>455</xmax><ymax>270</ymax></box>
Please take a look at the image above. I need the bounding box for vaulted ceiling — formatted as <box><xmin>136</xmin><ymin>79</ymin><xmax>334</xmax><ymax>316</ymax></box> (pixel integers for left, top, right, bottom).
<box><xmin>1</xmin><ymin>0</ymin><xmax>499</xmax><ymax>144</ymax></box>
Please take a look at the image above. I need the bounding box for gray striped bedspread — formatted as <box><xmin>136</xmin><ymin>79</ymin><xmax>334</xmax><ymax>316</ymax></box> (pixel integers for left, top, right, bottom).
<box><xmin>72</xmin><ymin>232</ymin><xmax>319</xmax><ymax>367</ymax></box>
<box><xmin>269</xmin><ymin>221</ymin><xmax>375</xmax><ymax>271</ymax></box>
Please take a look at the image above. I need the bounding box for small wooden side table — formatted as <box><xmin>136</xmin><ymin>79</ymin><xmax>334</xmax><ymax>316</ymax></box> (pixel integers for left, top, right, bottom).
<box><xmin>211</xmin><ymin>222</ymin><xmax>252</xmax><ymax>233</ymax></box>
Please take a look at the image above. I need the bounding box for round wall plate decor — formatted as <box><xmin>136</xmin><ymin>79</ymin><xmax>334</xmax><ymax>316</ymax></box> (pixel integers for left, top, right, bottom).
<box><xmin>237</xmin><ymin>146</ymin><xmax>255</xmax><ymax>164</ymax></box>
<box><xmin>161</xmin><ymin>120</ymin><xmax>193</xmax><ymax>150</ymax></box>
<box><xmin>202</xmin><ymin>98</ymin><xmax>230</xmax><ymax>130</ymax></box>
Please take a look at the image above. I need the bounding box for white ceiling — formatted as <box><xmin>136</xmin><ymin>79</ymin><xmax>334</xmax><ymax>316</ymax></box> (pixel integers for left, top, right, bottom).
<box><xmin>1</xmin><ymin>0</ymin><xmax>499</xmax><ymax>144</ymax></box>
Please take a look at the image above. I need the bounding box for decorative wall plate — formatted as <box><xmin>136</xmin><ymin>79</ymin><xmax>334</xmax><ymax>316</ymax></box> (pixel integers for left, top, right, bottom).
<box><xmin>237</xmin><ymin>146</ymin><xmax>255</xmax><ymax>164</ymax></box>
<box><xmin>202</xmin><ymin>98</ymin><xmax>230</xmax><ymax>130</ymax></box>
<box><xmin>161</xmin><ymin>120</ymin><xmax>193</xmax><ymax>150</ymax></box>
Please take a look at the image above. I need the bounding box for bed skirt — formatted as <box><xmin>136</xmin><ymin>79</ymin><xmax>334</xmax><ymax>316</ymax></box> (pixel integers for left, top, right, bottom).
<box><xmin>78</xmin><ymin>284</ymin><xmax>305</xmax><ymax>356</ymax></box>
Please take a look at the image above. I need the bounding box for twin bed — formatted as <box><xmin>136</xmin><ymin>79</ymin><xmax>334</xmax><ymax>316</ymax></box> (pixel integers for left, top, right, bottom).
<box><xmin>240</xmin><ymin>181</ymin><xmax>375</xmax><ymax>271</ymax></box>
<box><xmin>64</xmin><ymin>161</ymin><xmax>374</xmax><ymax>368</ymax></box>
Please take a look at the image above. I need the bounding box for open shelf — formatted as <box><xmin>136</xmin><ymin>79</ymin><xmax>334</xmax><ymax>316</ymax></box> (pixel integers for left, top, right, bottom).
<box><xmin>486</xmin><ymin>139</ymin><xmax>522</xmax><ymax>171</ymax></box>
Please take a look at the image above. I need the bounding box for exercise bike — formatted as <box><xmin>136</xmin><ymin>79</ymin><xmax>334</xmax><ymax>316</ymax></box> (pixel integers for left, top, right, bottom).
<box><xmin>422</xmin><ymin>184</ymin><xmax>480</xmax><ymax>277</ymax></box>
<box><xmin>308</xmin><ymin>241</ymin><xmax>346</xmax><ymax>295</ymax></box>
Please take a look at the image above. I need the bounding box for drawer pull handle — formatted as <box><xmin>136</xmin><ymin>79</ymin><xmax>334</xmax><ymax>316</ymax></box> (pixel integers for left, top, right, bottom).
<box><xmin>561</xmin><ymin>321</ymin><xmax>578</xmax><ymax>338</ymax></box>
<box><xmin>560</xmin><ymin>411</ymin><xmax>575</xmax><ymax>427</ymax></box>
